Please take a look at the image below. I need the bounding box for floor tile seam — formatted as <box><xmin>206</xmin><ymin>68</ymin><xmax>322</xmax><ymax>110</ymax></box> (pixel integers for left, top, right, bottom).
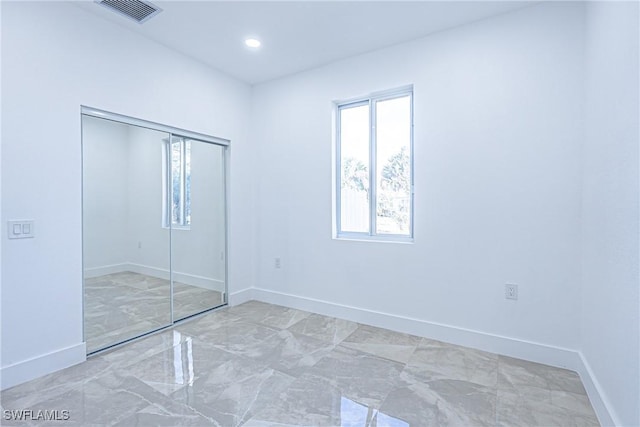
<box><xmin>284</xmin><ymin>311</ymin><xmax>314</xmax><ymax>330</ymax></box>
<box><xmin>332</xmin><ymin>334</ymin><xmax>353</xmax><ymax>346</ymax></box>
<box><xmin>495</xmin><ymin>381</ymin><xmax>588</xmax><ymax>397</ymax></box>
<box><xmin>545</xmin><ymin>391</ymin><xmax>602</xmax><ymax>416</ymax></box>
<box><xmin>262</xmin><ymin>362</ymin><xmax>299</xmax><ymax>380</ymax></box>
<box><xmin>173</xmin><ymin>317</ymin><xmax>243</xmax><ymax>335</ymax></box>
<box><xmin>233</xmin><ymin>370</ymin><xmax>308</xmax><ymax>427</ymax></box>
<box><xmin>285</xmin><ymin>369</ymin><xmax>384</xmax><ymax>405</ymax></box>
<box><xmin>404</xmin><ymin>342</ymin><xmax>421</xmax><ymax>364</ymax></box>
<box><xmin>494</xmin><ymin>388</ymin><xmax>597</xmax><ymax>419</ymax></box>
<box><xmin>280</xmin><ymin>325</ymin><xmax>334</xmax><ymax>342</ymax></box>
<box><xmin>495</xmin><ymin>367</ymin><xmax>552</xmax><ymax>392</ymax></box>
<box><xmin>241</xmin><ymin>324</ymin><xmax>283</xmax><ymax>346</ymax></box>
<box><xmin>340</xmin><ymin>340</ymin><xmax>420</xmax><ymax>350</ymax></box>
<box><xmin>547</xmin><ymin>385</ymin><xmax>590</xmax><ymax>398</ymax></box>
<box><xmin>497</xmin><ymin>354</ymin><xmax>582</xmax><ymax>377</ymax></box>
<box><xmin>1</xmin><ymin>366</ymin><xmax>101</xmax><ymax>397</ymax></box>
<box><xmin>99</xmin><ymin>342</ymin><xmax>186</xmax><ymax>371</ymax></box>
<box><xmin>283</xmin><ymin>328</ymin><xmax>352</xmax><ymax>347</ymax></box>
<box><xmin>0</xmin><ymin>384</ymin><xmax>75</xmax><ymax>410</ymax></box>
<box><xmin>299</xmin><ymin>347</ymin><xmax>406</xmax><ymax>406</ymax></box>
<box><xmin>4</xmin><ymin>364</ymin><xmax>121</xmax><ymax>405</ymax></box>
<box><xmin>124</xmin><ymin>400</ymin><xmax>218</xmax><ymax>426</ymax></box>
<box><xmin>370</xmin><ymin>379</ymin><xmax>405</xmax><ymax>419</ymax></box>
<box><xmin>346</xmin><ymin>326</ymin><xmax>424</xmax><ymax>346</ymax></box>
<box><xmin>494</xmin><ymin>386</ymin><xmax>502</xmax><ymax>427</ymax></box>
<box><xmin>398</xmin><ymin>364</ymin><xmax>502</xmax><ymax>395</ymax></box>
<box><xmin>203</xmin><ymin>343</ymin><xmax>286</xmax><ymax>373</ymax></box>
<box><xmin>336</xmin><ymin>342</ymin><xmax>418</xmax><ymax>366</ymax></box>
<box><xmin>265</xmin><ymin>348</ymin><xmax>334</xmax><ymax>381</ymax></box>
<box><xmin>234</xmin><ymin>317</ymin><xmax>295</xmax><ymax>333</ymax></box>
<box><xmin>495</xmin><ymin>394</ymin><xmax>599</xmax><ymax>425</ymax></box>
<box><xmin>177</xmin><ymin>314</ymin><xmax>244</xmax><ymax>330</ymax></box>
<box><xmin>234</xmin><ymin>366</ymin><xmax>295</xmax><ymax>426</ymax></box>
<box><xmin>340</xmin><ymin>324</ymin><xmax>361</xmax><ymax>342</ymax></box>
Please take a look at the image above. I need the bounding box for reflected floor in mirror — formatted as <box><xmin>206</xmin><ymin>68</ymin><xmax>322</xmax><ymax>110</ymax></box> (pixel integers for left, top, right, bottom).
<box><xmin>2</xmin><ymin>301</ymin><xmax>600</xmax><ymax>426</ymax></box>
<box><xmin>84</xmin><ymin>271</ymin><xmax>224</xmax><ymax>353</ymax></box>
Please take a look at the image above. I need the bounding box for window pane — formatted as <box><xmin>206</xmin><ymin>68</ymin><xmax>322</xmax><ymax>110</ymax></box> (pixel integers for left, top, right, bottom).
<box><xmin>375</xmin><ymin>96</ymin><xmax>411</xmax><ymax>235</ymax></box>
<box><xmin>171</xmin><ymin>141</ymin><xmax>181</xmax><ymax>225</ymax></box>
<box><xmin>184</xmin><ymin>141</ymin><xmax>191</xmax><ymax>225</ymax></box>
<box><xmin>340</xmin><ymin>104</ymin><xmax>370</xmax><ymax>233</ymax></box>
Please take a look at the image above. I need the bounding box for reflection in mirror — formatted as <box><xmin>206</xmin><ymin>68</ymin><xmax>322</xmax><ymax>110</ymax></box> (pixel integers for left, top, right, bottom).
<box><xmin>82</xmin><ymin>111</ymin><xmax>229</xmax><ymax>353</ymax></box>
<box><xmin>170</xmin><ymin>137</ymin><xmax>226</xmax><ymax>320</ymax></box>
<box><xmin>82</xmin><ymin>115</ymin><xmax>172</xmax><ymax>353</ymax></box>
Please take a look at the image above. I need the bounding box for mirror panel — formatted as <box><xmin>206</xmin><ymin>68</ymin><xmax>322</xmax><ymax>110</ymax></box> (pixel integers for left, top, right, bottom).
<box><xmin>170</xmin><ymin>137</ymin><xmax>227</xmax><ymax>321</ymax></box>
<box><xmin>82</xmin><ymin>110</ymin><xmax>229</xmax><ymax>354</ymax></box>
<box><xmin>82</xmin><ymin>115</ymin><xmax>172</xmax><ymax>353</ymax></box>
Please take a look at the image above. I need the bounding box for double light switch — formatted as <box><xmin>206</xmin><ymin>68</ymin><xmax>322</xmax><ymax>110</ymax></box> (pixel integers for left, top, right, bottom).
<box><xmin>8</xmin><ymin>220</ymin><xmax>35</xmax><ymax>239</ymax></box>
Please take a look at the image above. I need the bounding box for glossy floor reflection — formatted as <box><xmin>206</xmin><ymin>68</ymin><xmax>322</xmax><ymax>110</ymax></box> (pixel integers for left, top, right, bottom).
<box><xmin>84</xmin><ymin>272</ymin><xmax>224</xmax><ymax>352</ymax></box>
<box><xmin>2</xmin><ymin>301</ymin><xmax>600</xmax><ymax>426</ymax></box>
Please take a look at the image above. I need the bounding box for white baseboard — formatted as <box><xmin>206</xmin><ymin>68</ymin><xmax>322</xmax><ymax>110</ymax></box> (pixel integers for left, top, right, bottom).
<box><xmin>0</xmin><ymin>343</ymin><xmax>86</xmax><ymax>391</ymax></box>
<box><xmin>229</xmin><ymin>288</ymin><xmax>254</xmax><ymax>306</ymax></box>
<box><xmin>173</xmin><ymin>271</ymin><xmax>224</xmax><ymax>293</ymax></box>
<box><xmin>576</xmin><ymin>352</ymin><xmax>618</xmax><ymax>427</ymax></box>
<box><xmin>83</xmin><ymin>263</ymin><xmax>225</xmax><ymax>293</ymax></box>
<box><xmin>250</xmin><ymin>287</ymin><xmax>614</xmax><ymax>425</ymax></box>
<box><xmin>251</xmin><ymin>287</ymin><xmax>577</xmax><ymax>368</ymax></box>
<box><xmin>83</xmin><ymin>263</ymin><xmax>128</xmax><ymax>278</ymax></box>
<box><xmin>127</xmin><ymin>263</ymin><xmax>225</xmax><ymax>293</ymax></box>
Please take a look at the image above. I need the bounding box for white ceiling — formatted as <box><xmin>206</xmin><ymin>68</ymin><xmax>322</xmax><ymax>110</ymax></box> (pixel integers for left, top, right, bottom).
<box><xmin>74</xmin><ymin>1</ymin><xmax>535</xmax><ymax>85</ymax></box>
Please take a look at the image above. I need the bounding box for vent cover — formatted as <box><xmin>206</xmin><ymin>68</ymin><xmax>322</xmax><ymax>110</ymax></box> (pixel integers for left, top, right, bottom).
<box><xmin>95</xmin><ymin>0</ymin><xmax>162</xmax><ymax>24</ymax></box>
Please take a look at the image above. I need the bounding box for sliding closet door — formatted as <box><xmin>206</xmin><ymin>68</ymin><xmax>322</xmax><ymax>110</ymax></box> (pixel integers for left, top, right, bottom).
<box><xmin>82</xmin><ymin>115</ymin><xmax>172</xmax><ymax>353</ymax></box>
<box><xmin>170</xmin><ymin>137</ymin><xmax>227</xmax><ymax>321</ymax></box>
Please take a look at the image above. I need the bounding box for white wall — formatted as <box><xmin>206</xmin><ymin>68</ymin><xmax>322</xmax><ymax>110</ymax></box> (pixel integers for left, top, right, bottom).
<box><xmin>0</xmin><ymin>1</ymin><xmax>254</xmax><ymax>388</ymax></box>
<box><xmin>124</xmin><ymin>129</ymin><xmax>227</xmax><ymax>289</ymax></box>
<box><xmin>252</xmin><ymin>2</ymin><xmax>584</xmax><ymax>351</ymax></box>
<box><xmin>3</xmin><ymin>2</ymin><xmax>638</xmax><ymax>424</ymax></box>
<box><xmin>82</xmin><ymin>116</ymin><xmax>130</xmax><ymax>271</ymax></box>
<box><xmin>581</xmin><ymin>2</ymin><xmax>639</xmax><ymax>426</ymax></box>
<box><xmin>124</xmin><ymin>125</ymin><xmax>171</xmax><ymax>275</ymax></box>
<box><xmin>83</xmin><ymin>122</ymin><xmax>226</xmax><ymax>290</ymax></box>
<box><xmin>170</xmin><ymin>140</ymin><xmax>226</xmax><ymax>288</ymax></box>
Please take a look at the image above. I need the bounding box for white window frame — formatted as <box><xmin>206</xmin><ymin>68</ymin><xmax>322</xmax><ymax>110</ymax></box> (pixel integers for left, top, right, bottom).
<box><xmin>163</xmin><ymin>137</ymin><xmax>191</xmax><ymax>230</ymax></box>
<box><xmin>335</xmin><ymin>86</ymin><xmax>414</xmax><ymax>242</ymax></box>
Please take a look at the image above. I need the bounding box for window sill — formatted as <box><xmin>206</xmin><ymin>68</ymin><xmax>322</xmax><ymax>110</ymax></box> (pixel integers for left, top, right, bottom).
<box><xmin>162</xmin><ymin>225</ymin><xmax>191</xmax><ymax>231</ymax></box>
<box><xmin>334</xmin><ymin>234</ymin><xmax>414</xmax><ymax>244</ymax></box>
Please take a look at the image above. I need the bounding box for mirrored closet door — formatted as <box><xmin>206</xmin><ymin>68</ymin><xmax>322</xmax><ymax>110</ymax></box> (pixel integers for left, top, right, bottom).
<box><xmin>169</xmin><ymin>137</ymin><xmax>227</xmax><ymax>321</ymax></box>
<box><xmin>82</xmin><ymin>109</ymin><xmax>228</xmax><ymax>354</ymax></box>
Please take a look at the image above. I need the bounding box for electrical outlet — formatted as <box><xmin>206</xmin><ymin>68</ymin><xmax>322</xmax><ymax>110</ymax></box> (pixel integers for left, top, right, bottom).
<box><xmin>274</xmin><ymin>257</ymin><xmax>281</xmax><ymax>269</ymax></box>
<box><xmin>505</xmin><ymin>284</ymin><xmax>518</xmax><ymax>300</ymax></box>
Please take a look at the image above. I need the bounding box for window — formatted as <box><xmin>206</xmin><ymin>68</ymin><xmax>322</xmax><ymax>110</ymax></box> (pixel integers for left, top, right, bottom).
<box><xmin>164</xmin><ymin>137</ymin><xmax>191</xmax><ymax>228</ymax></box>
<box><xmin>336</xmin><ymin>88</ymin><xmax>413</xmax><ymax>240</ymax></box>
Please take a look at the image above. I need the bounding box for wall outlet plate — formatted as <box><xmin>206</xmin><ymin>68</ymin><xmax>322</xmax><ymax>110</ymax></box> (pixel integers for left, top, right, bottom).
<box><xmin>505</xmin><ymin>284</ymin><xmax>518</xmax><ymax>300</ymax></box>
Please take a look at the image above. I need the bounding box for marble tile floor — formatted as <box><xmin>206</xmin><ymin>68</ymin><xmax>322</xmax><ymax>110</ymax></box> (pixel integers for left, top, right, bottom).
<box><xmin>1</xmin><ymin>301</ymin><xmax>600</xmax><ymax>426</ymax></box>
<box><xmin>84</xmin><ymin>271</ymin><xmax>224</xmax><ymax>353</ymax></box>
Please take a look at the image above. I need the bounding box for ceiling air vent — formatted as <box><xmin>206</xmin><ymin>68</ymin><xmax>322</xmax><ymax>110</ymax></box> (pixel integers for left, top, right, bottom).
<box><xmin>95</xmin><ymin>0</ymin><xmax>162</xmax><ymax>24</ymax></box>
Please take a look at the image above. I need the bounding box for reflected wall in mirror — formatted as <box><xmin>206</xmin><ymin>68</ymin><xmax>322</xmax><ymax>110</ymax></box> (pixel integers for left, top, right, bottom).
<box><xmin>170</xmin><ymin>138</ymin><xmax>226</xmax><ymax>321</ymax></box>
<box><xmin>83</xmin><ymin>116</ymin><xmax>172</xmax><ymax>353</ymax></box>
<box><xmin>82</xmin><ymin>111</ymin><xmax>228</xmax><ymax>354</ymax></box>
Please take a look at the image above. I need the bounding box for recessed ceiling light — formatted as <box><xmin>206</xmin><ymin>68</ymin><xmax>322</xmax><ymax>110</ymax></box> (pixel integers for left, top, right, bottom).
<box><xmin>245</xmin><ymin>38</ymin><xmax>261</xmax><ymax>48</ymax></box>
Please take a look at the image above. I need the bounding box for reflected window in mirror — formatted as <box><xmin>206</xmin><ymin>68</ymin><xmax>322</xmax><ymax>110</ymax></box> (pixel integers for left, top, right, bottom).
<box><xmin>164</xmin><ymin>137</ymin><xmax>191</xmax><ymax>229</ymax></box>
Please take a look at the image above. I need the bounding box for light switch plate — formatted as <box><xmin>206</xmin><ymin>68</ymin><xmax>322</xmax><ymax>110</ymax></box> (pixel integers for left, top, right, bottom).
<box><xmin>8</xmin><ymin>220</ymin><xmax>34</xmax><ymax>239</ymax></box>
